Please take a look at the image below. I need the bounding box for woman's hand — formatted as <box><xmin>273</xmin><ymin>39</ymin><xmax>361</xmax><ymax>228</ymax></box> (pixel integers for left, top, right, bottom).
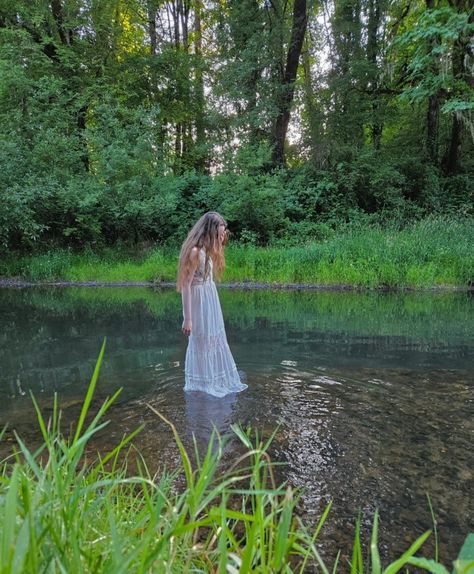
<box><xmin>182</xmin><ymin>319</ymin><xmax>192</xmax><ymax>336</ymax></box>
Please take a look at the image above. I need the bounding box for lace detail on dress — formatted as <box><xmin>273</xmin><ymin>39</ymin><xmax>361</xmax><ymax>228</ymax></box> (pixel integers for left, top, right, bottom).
<box><xmin>191</xmin><ymin>249</ymin><xmax>213</xmax><ymax>286</ymax></box>
<box><xmin>189</xmin><ymin>331</ymin><xmax>228</xmax><ymax>351</ymax></box>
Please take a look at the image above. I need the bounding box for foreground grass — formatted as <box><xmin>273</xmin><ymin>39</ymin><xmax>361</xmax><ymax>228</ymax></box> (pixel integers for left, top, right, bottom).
<box><xmin>0</xmin><ymin>218</ymin><xmax>473</xmax><ymax>288</ymax></box>
<box><xmin>0</xmin><ymin>342</ymin><xmax>473</xmax><ymax>573</ymax></box>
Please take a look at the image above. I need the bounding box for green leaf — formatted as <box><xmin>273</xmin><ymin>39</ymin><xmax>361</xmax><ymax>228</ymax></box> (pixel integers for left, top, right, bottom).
<box><xmin>371</xmin><ymin>510</ymin><xmax>382</xmax><ymax>574</ymax></box>
<box><xmin>1</xmin><ymin>464</ymin><xmax>19</xmax><ymax>570</ymax></box>
<box><xmin>407</xmin><ymin>557</ymin><xmax>450</xmax><ymax>574</ymax></box>
<box><xmin>453</xmin><ymin>534</ymin><xmax>474</xmax><ymax>574</ymax></box>
<box><xmin>231</xmin><ymin>424</ymin><xmax>253</xmax><ymax>449</ymax></box>
<box><xmin>383</xmin><ymin>530</ymin><xmax>431</xmax><ymax>574</ymax></box>
<box><xmin>351</xmin><ymin>516</ymin><xmax>364</xmax><ymax>574</ymax></box>
<box><xmin>73</xmin><ymin>338</ymin><xmax>106</xmax><ymax>445</ymax></box>
<box><xmin>274</xmin><ymin>486</ymin><xmax>294</xmax><ymax>569</ymax></box>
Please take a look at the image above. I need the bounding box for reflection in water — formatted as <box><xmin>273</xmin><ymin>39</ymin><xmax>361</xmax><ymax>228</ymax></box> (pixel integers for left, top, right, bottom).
<box><xmin>0</xmin><ymin>286</ymin><xmax>473</xmax><ymax>564</ymax></box>
<box><xmin>185</xmin><ymin>391</ymin><xmax>237</xmax><ymax>448</ymax></box>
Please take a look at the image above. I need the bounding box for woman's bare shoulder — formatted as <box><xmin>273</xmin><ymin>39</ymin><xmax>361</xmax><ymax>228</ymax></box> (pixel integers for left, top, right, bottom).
<box><xmin>189</xmin><ymin>246</ymin><xmax>201</xmax><ymax>263</ymax></box>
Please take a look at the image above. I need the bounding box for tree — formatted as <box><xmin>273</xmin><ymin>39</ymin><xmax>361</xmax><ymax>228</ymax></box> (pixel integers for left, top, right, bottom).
<box><xmin>272</xmin><ymin>0</ymin><xmax>308</xmax><ymax>166</ymax></box>
<box><xmin>443</xmin><ymin>0</ymin><xmax>474</xmax><ymax>174</ymax></box>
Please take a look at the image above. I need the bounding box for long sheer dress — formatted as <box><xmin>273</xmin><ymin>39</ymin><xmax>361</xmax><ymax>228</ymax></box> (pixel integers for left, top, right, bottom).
<box><xmin>184</xmin><ymin>248</ymin><xmax>248</xmax><ymax>398</ymax></box>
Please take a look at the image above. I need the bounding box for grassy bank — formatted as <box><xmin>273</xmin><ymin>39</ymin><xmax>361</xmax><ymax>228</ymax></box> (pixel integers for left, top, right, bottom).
<box><xmin>1</xmin><ymin>218</ymin><xmax>473</xmax><ymax>288</ymax></box>
<box><xmin>1</xmin><ymin>343</ymin><xmax>472</xmax><ymax>573</ymax></box>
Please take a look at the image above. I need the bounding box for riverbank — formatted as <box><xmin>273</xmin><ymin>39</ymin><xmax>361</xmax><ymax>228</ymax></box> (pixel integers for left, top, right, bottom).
<box><xmin>0</xmin><ymin>278</ymin><xmax>472</xmax><ymax>291</ymax></box>
<box><xmin>1</xmin><ymin>218</ymin><xmax>473</xmax><ymax>289</ymax></box>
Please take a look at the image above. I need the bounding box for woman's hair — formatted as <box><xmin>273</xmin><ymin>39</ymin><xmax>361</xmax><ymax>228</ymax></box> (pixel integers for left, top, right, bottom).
<box><xmin>176</xmin><ymin>211</ymin><xmax>228</xmax><ymax>292</ymax></box>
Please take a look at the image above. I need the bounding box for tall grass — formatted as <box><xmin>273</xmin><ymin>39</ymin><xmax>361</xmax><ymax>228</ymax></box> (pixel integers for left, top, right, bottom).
<box><xmin>225</xmin><ymin>218</ymin><xmax>474</xmax><ymax>288</ymax></box>
<box><xmin>1</xmin><ymin>343</ymin><xmax>472</xmax><ymax>572</ymax></box>
<box><xmin>0</xmin><ymin>217</ymin><xmax>473</xmax><ymax>288</ymax></box>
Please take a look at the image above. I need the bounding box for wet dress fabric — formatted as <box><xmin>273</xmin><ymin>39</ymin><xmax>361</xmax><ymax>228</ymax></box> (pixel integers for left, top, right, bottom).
<box><xmin>184</xmin><ymin>249</ymin><xmax>248</xmax><ymax>398</ymax></box>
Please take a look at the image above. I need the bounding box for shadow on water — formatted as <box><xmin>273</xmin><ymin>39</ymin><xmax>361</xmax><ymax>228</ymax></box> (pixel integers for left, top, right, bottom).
<box><xmin>0</xmin><ymin>286</ymin><xmax>473</xmax><ymax>565</ymax></box>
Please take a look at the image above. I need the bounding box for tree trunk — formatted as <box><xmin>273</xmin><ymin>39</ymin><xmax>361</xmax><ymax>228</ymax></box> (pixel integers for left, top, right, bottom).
<box><xmin>443</xmin><ymin>37</ymin><xmax>464</xmax><ymax>174</ymax></box>
<box><xmin>77</xmin><ymin>105</ymin><xmax>89</xmax><ymax>172</ymax></box>
<box><xmin>179</xmin><ymin>0</ymin><xmax>190</xmax><ymax>51</ymax></box>
<box><xmin>147</xmin><ymin>1</ymin><xmax>158</xmax><ymax>55</ymax></box>
<box><xmin>175</xmin><ymin>122</ymin><xmax>183</xmax><ymax>173</ymax></box>
<box><xmin>427</xmin><ymin>94</ymin><xmax>440</xmax><ymax>161</ymax></box>
<box><xmin>245</xmin><ymin>0</ymin><xmax>262</xmax><ymax>146</ymax></box>
<box><xmin>194</xmin><ymin>0</ymin><xmax>207</xmax><ymax>172</ymax></box>
<box><xmin>302</xmin><ymin>41</ymin><xmax>323</xmax><ymax>165</ymax></box>
<box><xmin>444</xmin><ymin>115</ymin><xmax>462</xmax><ymax>174</ymax></box>
<box><xmin>443</xmin><ymin>0</ymin><xmax>472</xmax><ymax>174</ymax></box>
<box><xmin>272</xmin><ymin>0</ymin><xmax>308</xmax><ymax>166</ymax></box>
<box><xmin>330</xmin><ymin>0</ymin><xmax>365</xmax><ymax>152</ymax></box>
<box><xmin>367</xmin><ymin>0</ymin><xmax>383</xmax><ymax>150</ymax></box>
<box><xmin>50</xmin><ymin>0</ymin><xmax>70</xmax><ymax>45</ymax></box>
<box><xmin>425</xmin><ymin>0</ymin><xmax>440</xmax><ymax>163</ymax></box>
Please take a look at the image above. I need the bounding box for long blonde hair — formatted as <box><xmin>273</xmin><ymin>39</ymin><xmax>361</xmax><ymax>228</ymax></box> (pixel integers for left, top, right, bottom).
<box><xmin>176</xmin><ymin>212</ymin><xmax>228</xmax><ymax>292</ymax></box>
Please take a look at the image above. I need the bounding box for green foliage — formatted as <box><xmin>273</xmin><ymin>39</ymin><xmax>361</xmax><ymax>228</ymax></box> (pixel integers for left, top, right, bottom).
<box><xmin>396</xmin><ymin>7</ymin><xmax>474</xmax><ymax>108</ymax></box>
<box><xmin>212</xmin><ymin>173</ymin><xmax>288</xmax><ymax>244</ymax></box>
<box><xmin>0</xmin><ymin>0</ymin><xmax>473</xmax><ymax>254</ymax></box>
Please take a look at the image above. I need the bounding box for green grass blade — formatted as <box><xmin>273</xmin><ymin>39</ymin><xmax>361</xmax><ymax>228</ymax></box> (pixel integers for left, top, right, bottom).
<box><xmin>147</xmin><ymin>404</ymin><xmax>194</xmax><ymax>492</ymax></box>
<box><xmin>274</xmin><ymin>486</ymin><xmax>294</xmax><ymax>569</ymax></box>
<box><xmin>218</xmin><ymin>495</ymin><xmax>230</xmax><ymax>574</ymax></box>
<box><xmin>30</xmin><ymin>393</ymin><xmax>50</xmax><ymax>446</ymax></box>
<box><xmin>406</xmin><ymin>557</ymin><xmax>450</xmax><ymax>574</ymax></box>
<box><xmin>332</xmin><ymin>550</ymin><xmax>341</xmax><ymax>574</ymax></box>
<box><xmin>383</xmin><ymin>529</ymin><xmax>431</xmax><ymax>574</ymax></box>
<box><xmin>308</xmin><ymin>540</ymin><xmax>331</xmax><ymax>574</ymax></box>
<box><xmin>351</xmin><ymin>516</ymin><xmax>364</xmax><ymax>574</ymax></box>
<box><xmin>12</xmin><ymin>516</ymin><xmax>31</xmax><ymax>574</ymax></box>
<box><xmin>73</xmin><ymin>338</ymin><xmax>106</xmax><ymax>445</ymax></box>
<box><xmin>0</xmin><ymin>424</ymin><xmax>8</xmax><ymax>443</ymax></box>
<box><xmin>427</xmin><ymin>494</ymin><xmax>439</xmax><ymax>562</ymax></box>
<box><xmin>371</xmin><ymin>509</ymin><xmax>382</xmax><ymax>574</ymax></box>
<box><xmin>230</xmin><ymin>424</ymin><xmax>253</xmax><ymax>449</ymax></box>
<box><xmin>453</xmin><ymin>560</ymin><xmax>474</xmax><ymax>574</ymax></box>
<box><xmin>13</xmin><ymin>433</ymin><xmax>43</xmax><ymax>480</ymax></box>
<box><xmin>96</xmin><ymin>425</ymin><xmax>144</xmax><ymax>469</ymax></box>
<box><xmin>453</xmin><ymin>534</ymin><xmax>474</xmax><ymax>574</ymax></box>
<box><xmin>240</xmin><ymin>517</ymin><xmax>257</xmax><ymax>573</ymax></box>
<box><xmin>1</xmin><ymin>464</ymin><xmax>19</xmax><ymax>571</ymax></box>
<box><xmin>298</xmin><ymin>502</ymin><xmax>332</xmax><ymax>574</ymax></box>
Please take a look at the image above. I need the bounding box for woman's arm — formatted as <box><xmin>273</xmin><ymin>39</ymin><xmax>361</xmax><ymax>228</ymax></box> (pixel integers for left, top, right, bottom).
<box><xmin>181</xmin><ymin>247</ymin><xmax>200</xmax><ymax>335</ymax></box>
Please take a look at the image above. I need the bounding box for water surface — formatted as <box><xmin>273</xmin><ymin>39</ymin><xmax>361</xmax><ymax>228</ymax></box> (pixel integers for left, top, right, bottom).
<box><xmin>0</xmin><ymin>287</ymin><xmax>472</xmax><ymax>565</ymax></box>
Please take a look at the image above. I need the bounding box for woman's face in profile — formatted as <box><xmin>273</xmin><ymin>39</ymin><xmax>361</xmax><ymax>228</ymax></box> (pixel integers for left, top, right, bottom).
<box><xmin>218</xmin><ymin>223</ymin><xmax>227</xmax><ymax>244</ymax></box>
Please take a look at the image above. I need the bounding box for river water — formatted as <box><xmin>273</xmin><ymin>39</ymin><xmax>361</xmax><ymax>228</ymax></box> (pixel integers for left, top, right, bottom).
<box><xmin>0</xmin><ymin>286</ymin><xmax>472</xmax><ymax>566</ymax></box>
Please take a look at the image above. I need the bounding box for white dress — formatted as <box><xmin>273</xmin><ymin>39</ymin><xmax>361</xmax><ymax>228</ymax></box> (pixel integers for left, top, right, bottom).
<box><xmin>184</xmin><ymin>249</ymin><xmax>248</xmax><ymax>397</ymax></box>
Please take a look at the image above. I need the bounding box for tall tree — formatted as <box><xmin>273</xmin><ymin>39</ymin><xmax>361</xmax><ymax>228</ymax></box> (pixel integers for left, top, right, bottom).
<box><xmin>425</xmin><ymin>0</ymin><xmax>441</xmax><ymax>163</ymax></box>
<box><xmin>193</xmin><ymin>0</ymin><xmax>206</xmax><ymax>171</ymax></box>
<box><xmin>366</xmin><ymin>0</ymin><xmax>385</xmax><ymax>150</ymax></box>
<box><xmin>443</xmin><ymin>0</ymin><xmax>474</xmax><ymax>174</ymax></box>
<box><xmin>301</xmin><ymin>33</ymin><xmax>326</xmax><ymax>166</ymax></box>
<box><xmin>272</xmin><ymin>0</ymin><xmax>308</xmax><ymax>166</ymax></box>
<box><xmin>328</xmin><ymin>0</ymin><xmax>365</xmax><ymax>156</ymax></box>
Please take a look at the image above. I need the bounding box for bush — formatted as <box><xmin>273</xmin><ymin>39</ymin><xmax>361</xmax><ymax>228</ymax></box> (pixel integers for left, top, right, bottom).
<box><xmin>0</xmin><ymin>183</ymin><xmax>45</xmax><ymax>250</ymax></box>
<box><xmin>195</xmin><ymin>173</ymin><xmax>288</xmax><ymax>244</ymax></box>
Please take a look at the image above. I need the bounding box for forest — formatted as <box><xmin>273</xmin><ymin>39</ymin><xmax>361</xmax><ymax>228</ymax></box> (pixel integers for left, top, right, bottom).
<box><xmin>0</xmin><ymin>0</ymin><xmax>473</xmax><ymax>252</ymax></box>
<box><xmin>1</xmin><ymin>3</ymin><xmax>474</xmax><ymax>571</ymax></box>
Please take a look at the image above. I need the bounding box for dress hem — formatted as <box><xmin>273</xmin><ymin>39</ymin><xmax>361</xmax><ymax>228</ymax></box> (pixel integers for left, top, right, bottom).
<box><xmin>183</xmin><ymin>382</ymin><xmax>248</xmax><ymax>398</ymax></box>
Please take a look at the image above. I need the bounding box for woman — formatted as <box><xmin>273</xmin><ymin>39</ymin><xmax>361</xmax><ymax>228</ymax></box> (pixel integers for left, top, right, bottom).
<box><xmin>176</xmin><ymin>212</ymin><xmax>248</xmax><ymax>397</ymax></box>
